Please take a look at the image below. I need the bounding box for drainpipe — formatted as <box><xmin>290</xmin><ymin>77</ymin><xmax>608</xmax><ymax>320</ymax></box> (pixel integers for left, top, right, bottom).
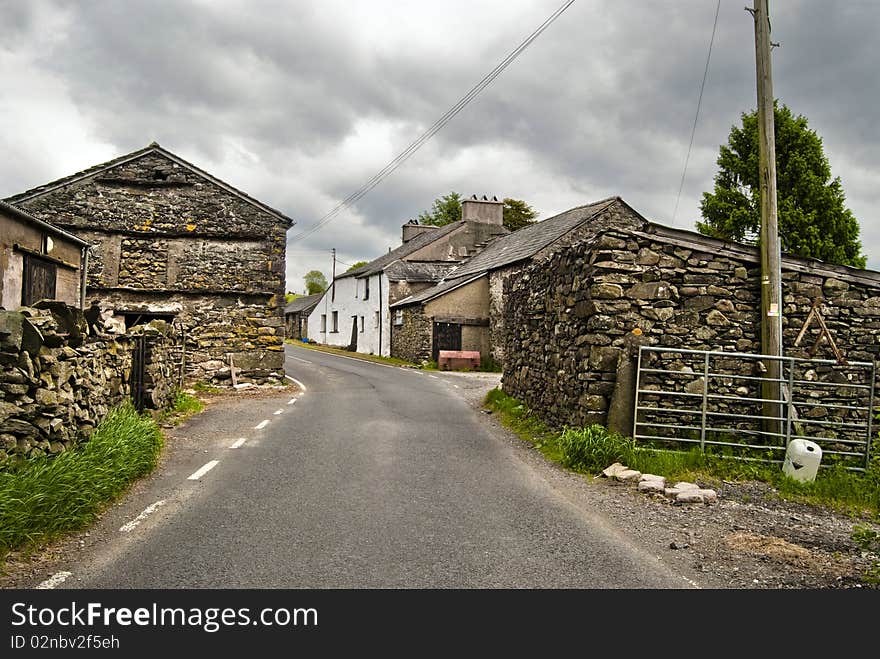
<box><xmin>79</xmin><ymin>245</ymin><xmax>89</xmax><ymax>309</ymax></box>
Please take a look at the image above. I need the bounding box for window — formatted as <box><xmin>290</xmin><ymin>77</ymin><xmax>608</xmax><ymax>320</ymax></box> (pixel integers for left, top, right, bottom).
<box><xmin>364</xmin><ymin>276</ymin><xmax>370</xmax><ymax>300</ymax></box>
<box><xmin>359</xmin><ymin>316</ymin><xmax>365</xmax><ymax>333</ymax></box>
<box><xmin>394</xmin><ymin>309</ymin><xmax>403</xmax><ymax>326</ymax></box>
<box><xmin>374</xmin><ymin>311</ymin><xmax>380</xmax><ymax>327</ymax></box>
<box><xmin>331</xmin><ymin>311</ymin><xmax>338</xmax><ymax>332</ymax></box>
<box><xmin>320</xmin><ymin>314</ymin><xmax>327</xmax><ymax>332</ymax></box>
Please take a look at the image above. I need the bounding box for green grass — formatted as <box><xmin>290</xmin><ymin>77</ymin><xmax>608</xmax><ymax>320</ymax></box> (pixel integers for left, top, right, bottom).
<box><xmin>192</xmin><ymin>381</ymin><xmax>222</xmax><ymax>394</ymax></box>
<box><xmin>0</xmin><ymin>403</ymin><xmax>163</xmax><ymax>557</ymax></box>
<box><xmin>159</xmin><ymin>390</ymin><xmax>205</xmax><ymax>426</ymax></box>
<box><xmin>484</xmin><ymin>387</ymin><xmax>880</xmax><ymax>518</ymax></box>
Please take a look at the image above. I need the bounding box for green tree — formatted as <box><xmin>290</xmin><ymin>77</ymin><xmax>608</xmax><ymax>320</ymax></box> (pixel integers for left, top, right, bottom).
<box><xmin>415</xmin><ymin>191</ymin><xmax>538</xmax><ymax>231</ymax></box>
<box><xmin>284</xmin><ymin>291</ymin><xmax>299</xmax><ymax>304</ymax></box>
<box><xmin>345</xmin><ymin>260</ymin><xmax>369</xmax><ymax>273</ymax></box>
<box><xmin>417</xmin><ymin>192</ymin><xmax>462</xmax><ymax>226</ymax></box>
<box><xmin>502</xmin><ymin>197</ymin><xmax>539</xmax><ymax>230</ymax></box>
<box><xmin>697</xmin><ymin>102</ymin><xmax>865</xmax><ymax>268</ymax></box>
<box><xmin>304</xmin><ymin>270</ymin><xmax>328</xmax><ymax>295</ymax></box>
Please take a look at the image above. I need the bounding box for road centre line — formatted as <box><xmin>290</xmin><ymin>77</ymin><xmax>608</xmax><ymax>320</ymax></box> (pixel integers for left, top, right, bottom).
<box><xmin>230</xmin><ymin>437</ymin><xmax>247</xmax><ymax>449</ymax></box>
<box><xmin>428</xmin><ymin>375</ymin><xmax>439</xmax><ymax>379</ymax></box>
<box><xmin>36</xmin><ymin>572</ymin><xmax>72</xmax><ymax>589</ymax></box>
<box><xmin>288</xmin><ymin>398</ymin><xmax>297</xmax><ymax>405</ymax></box>
<box><xmin>291</xmin><ymin>357</ymin><xmax>312</xmax><ymax>364</ymax></box>
<box><xmin>255</xmin><ymin>420</ymin><xmax>270</xmax><ymax>430</ymax></box>
<box><xmin>120</xmin><ymin>500</ymin><xmax>166</xmax><ymax>533</ymax></box>
<box><xmin>273</xmin><ymin>409</ymin><xmax>284</xmax><ymax>415</ymax></box>
<box><xmin>188</xmin><ymin>460</ymin><xmax>219</xmax><ymax>481</ymax></box>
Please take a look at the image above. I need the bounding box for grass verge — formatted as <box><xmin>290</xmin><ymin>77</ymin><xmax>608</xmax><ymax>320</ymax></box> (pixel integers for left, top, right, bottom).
<box><xmin>0</xmin><ymin>402</ymin><xmax>163</xmax><ymax>558</ymax></box>
<box><xmin>159</xmin><ymin>390</ymin><xmax>205</xmax><ymax>426</ymax></box>
<box><xmin>484</xmin><ymin>387</ymin><xmax>880</xmax><ymax>518</ymax></box>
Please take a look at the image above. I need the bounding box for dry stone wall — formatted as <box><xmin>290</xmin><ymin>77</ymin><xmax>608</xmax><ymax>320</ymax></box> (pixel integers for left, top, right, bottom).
<box><xmin>503</xmin><ymin>227</ymin><xmax>880</xmax><ymax>451</ymax></box>
<box><xmin>391</xmin><ymin>306</ymin><xmax>432</xmax><ymax>364</ymax></box>
<box><xmin>0</xmin><ymin>303</ymin><xmax>175</xmax><ymax>464</ymax></box>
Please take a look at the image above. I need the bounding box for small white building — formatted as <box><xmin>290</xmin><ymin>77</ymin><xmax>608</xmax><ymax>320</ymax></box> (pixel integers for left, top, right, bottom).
<box><xmin>307</xmin><ymin>197</ymin><xmax>509</xmax><ymax>357</ymax></box>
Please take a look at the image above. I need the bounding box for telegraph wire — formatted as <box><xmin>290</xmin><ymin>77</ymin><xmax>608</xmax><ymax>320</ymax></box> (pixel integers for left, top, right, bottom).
<box><xmin>672</xmin><ymin>0</ymin><xmax>721</xmax><ymax>226</ymax></box>
<box><xmin>289</xmin><ymin>0</ymin><xmax>576</xmax><ymax>243</ymax></box>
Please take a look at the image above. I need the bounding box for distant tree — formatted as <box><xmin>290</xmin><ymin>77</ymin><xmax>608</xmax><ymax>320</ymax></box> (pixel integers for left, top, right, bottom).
<box><xmin>345</xmin><ymin>260</ymin><xmax>369</xmax><ymax>273</ymax></box>
<box><xmin>502</xmin><ymin>198</ymin><xmax>538</xmax><ymax>231</ymax></box>
<box><xmin>284</xmin><ymin>291</ymin><xmax>299</xmax><ymax>304</ymax></box>
<box><xmin>304</xmin><ymin>270</ymin><xmax>328</xmax><ymax>295</ymax></box>
<box><xmin>415</xmin><ymin>191</ymin><xmax>538</xmax><ymax>231</ymax></box>
<box><xmin>698</xmin><ymin>102</ymin><xmax>865</xmax><ymax>268</ymax></box>
<box><xmin>416</xmin><ymin>192</ymin><xmax>462</xmax><ymax>226</ymax></box>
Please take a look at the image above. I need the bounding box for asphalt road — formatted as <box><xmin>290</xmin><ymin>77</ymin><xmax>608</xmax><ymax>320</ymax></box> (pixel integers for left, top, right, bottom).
<box><xmin>39</xmin><ymin>344</ymin><xmax>693</xmax><ymax>588</ymax></box>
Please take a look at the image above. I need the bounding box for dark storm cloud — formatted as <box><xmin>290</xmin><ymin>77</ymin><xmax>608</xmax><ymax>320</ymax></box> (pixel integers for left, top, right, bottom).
<box><xmin>2</xmin><ymin>0</ymin><xmax>878</xmax><ymax>289</ymax></box>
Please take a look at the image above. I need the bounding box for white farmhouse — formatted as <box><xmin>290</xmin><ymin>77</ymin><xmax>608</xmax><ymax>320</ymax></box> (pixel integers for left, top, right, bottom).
<box><xmin>307</xmin><ymin>196</ymin><xmax>508</xmax><ymax>357</ymax></box>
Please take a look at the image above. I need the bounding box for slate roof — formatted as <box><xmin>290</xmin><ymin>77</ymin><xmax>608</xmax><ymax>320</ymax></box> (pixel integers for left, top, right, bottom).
<box><xmin>390</xmin><ymin>197</ymin><xmax>647</xmax><ymax>307</ymax></box>
<box><xmin>5</xmin><ymin>142</ymin><xmax>295</xmax><ymax>228</ymax></box>
<box><xmin>444</xmin><ymin>197</ymin><xmax>622</xmax><ymax>280</ymax></box>
<box><xmin>336</xmin><ymin>221</ymin><xmax>464</xmax><ymax>280</ymax></box>
<box><xmin>284</xmin><ymin>293</ymin><xmax>323</xmax><ymax>315</ymax></box>
<box><xmin>384</xmin><ymin>260</ymin><xmax>458</xmax><ymax>282</ymax></box>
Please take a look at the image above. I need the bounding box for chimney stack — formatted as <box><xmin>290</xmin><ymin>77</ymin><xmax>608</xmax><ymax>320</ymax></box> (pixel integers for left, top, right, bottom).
<box><xmin>461</xmin><ymin>195</ymin><xmax>503</xmax><ymax>225</ymax></box>
<box><xmin>401</xmin><ymin>219</ymin><xmax>438</xmax><ymax>243</ymax></box>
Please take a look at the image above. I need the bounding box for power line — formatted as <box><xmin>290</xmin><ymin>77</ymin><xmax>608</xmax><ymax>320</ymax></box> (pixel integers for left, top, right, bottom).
<box><xmin>289</xmin><ymin>0</ymin><xmax>576</xmax><ymax>243</ymax></box>
<box><xmin>672</xmin><ymin>0</ymin><xmax>721</xmax><ymax>225</ymax></box>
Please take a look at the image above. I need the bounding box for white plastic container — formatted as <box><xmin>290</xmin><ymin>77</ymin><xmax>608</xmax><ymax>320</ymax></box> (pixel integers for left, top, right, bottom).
<box><xmin>782</xmin><ymin>439</ymin><xmax>822</xmax><ymax>482</ymax></box>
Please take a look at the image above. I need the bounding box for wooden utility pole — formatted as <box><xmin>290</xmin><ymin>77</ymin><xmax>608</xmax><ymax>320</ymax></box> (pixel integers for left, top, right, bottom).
<box><xmin>331</xmin><ymin>247</ymin><xmax>336</xmax><ymax>302</ymax></box>
<box><xmin>751</xmin><ymin>0</ymin><xmax>783</xmax><ymax>436</ymax></box>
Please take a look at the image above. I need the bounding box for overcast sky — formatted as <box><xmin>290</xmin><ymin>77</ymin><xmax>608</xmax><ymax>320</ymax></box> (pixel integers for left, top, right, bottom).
<box><xmin>2</xmin><ymin>0</ymin><xmax>878</xmax><ymax>293</ymax></box>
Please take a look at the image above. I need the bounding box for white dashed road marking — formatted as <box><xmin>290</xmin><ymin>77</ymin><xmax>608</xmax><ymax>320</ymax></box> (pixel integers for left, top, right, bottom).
<box><xmin>36</xmin><ymin>572</ymin><xmax>72</xmax><ymax>589</ymax></box>
<box><xmin>273</xmin><ymin>409</ymin><xmax>284</xmax><ymax>415</ymax></box>
<box><xmin>288</xmin><ymin>398</ymin><xmax>297</xmax><ymax>405</ymax></box>
<box><xmin>230</xmin><ymin>437</ymin><xmax>247</xmax><ymax>449</ymax></box>
<box><xmin>255</xmin><ymin>420</ymin><xmax>269</xmax><ymax>430</ymax></box>
<box><xmin>120</xmin><ymin>500</ymin><xmax>166</xmax><ymax>533</ymax></box>
<box><xmin>292</xmin><ymin>357</ymin><xmax>312</xmax><ymax>364</ymax></box>
<box><xmin>428</xmin><ymin>375</ymin><xmax>439</xmax><ymax>379</ymax></box>
<box><xmin>453</xmin><ymin>385</ymin><xmax>460</xmax><ymax>389</ymax></box>
<box><xmin>188</xmin><ymin>460</ymin><xmax>219</xmax><ymax>481</ymax></box>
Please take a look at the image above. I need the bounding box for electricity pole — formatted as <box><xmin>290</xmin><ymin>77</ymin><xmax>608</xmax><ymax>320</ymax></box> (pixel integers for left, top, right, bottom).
<box><xmin>750</xmin><ymin>0</ymin><xmax>783</xmax><ymax>437</ymax></box>
<box><xmin>331</xmin><ymin>248</ymin><xmax>336</xmax><ymax>302</ymax></box>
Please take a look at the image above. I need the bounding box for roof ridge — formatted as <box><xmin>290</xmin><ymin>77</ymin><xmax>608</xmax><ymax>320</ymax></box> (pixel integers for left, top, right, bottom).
<box><xmin>5</xmin><ymin>143</ymin><xmax>295</xmax><ymax>228</ymax></box>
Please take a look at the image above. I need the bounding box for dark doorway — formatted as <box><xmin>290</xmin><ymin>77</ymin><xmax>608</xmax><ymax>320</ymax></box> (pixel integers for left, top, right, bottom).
<box><xmin>21</xmin><ymin>255</ymin><xmax>56</xmax><ymax>306</ymax></box>
<box><xmin>348</xmin><ymin>315</ymin><xmax>358</xmax><ymax>351</ymax></box>
<box><xmin>432</xmin><ymin>322</ymin><xmax>462</xmax><ymax>362</ymax></box>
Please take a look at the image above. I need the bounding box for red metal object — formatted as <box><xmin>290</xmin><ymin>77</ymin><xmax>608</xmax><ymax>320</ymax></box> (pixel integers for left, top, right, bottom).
<box><xmin>438</xmin><ymin>350</ymin><xmax>480</xmax><ymax>371</ymax></box>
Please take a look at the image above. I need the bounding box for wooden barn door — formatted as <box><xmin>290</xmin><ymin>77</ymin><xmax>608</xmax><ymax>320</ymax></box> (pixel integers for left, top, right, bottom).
<box><xmin>432</xmin><ymin>322</ymin><xmax>462</xmax><ymax>362</ymax></box>
<box><xmin>21</xmin><ymin>255</ymin><xmax>56</xmax><ymax>306</ymax></box>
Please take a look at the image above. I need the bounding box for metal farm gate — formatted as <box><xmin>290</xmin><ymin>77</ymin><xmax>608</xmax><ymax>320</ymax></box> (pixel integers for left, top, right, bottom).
<box><xmin>634</xmin><ymin>346</ymin><xmax>876</xmax><ymax>471</ymax></box>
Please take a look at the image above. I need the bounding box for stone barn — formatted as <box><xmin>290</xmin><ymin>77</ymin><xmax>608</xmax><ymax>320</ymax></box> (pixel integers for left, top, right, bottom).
<box><xmin>5</xmin><ymin>143</ymin><xmax>293</xmax><ymax>383</ymax></box>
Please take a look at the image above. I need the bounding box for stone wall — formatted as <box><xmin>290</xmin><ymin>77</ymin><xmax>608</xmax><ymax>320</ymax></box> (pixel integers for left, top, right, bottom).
<box><xmin>503</xmin><ymin>226</ymin><xmax>880</xmax><ymax>445</ymax></box>
<box><xmin>11</xmin><ymin>148</ymin><xmax>289</xmax><ymax>381</ymax></box>
<box><xmin>95</xmin><ymin>291</ymin><xmax>285</xmax><ymax>384</ymax></box>
<box><xmin>0</xmin><ymin>303</ymin><xmax>175</xmax><ymax>464</ymax></box>
<box><xmin>391</xmin><ymin>306</ymin><xmax>432</xmax><ymax>364</ymax></box>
